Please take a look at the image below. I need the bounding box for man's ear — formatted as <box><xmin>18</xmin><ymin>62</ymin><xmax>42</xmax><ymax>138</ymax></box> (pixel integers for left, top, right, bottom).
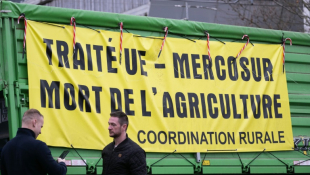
<box><xmin>32</xmin><ymin>119</ymin><xmax>37</xmax><ymax>127</ymax></box>
<box><xmin>122</xmin><ymin>124</ymin><xmax>127</xmax><ymax>130</ymax></box>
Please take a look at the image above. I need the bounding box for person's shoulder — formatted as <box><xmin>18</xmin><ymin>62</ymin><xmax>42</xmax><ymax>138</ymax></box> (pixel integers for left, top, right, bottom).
<box><xmin>1</xmin><ymin>140</ymin><xmax>11</xmax><ymax>153</ymax></box>
<box><xmin>33</xmin><ymin>139</ymin><xmax>48</xmax><ymax>149</ymax></box>
<box><xmin>127</xmin><ymin>138</ymin><xmax>145</xmax><ymax>153</ymax></box>
<box><xmin>103</xmin><ymin>142</ymin><xmax>114</xmax><ymax>151</ymax></box>
<box><xmin>33</xmin><ymin>139</ymin><xmax>46</xmax><ymax>145</ymax></box>
<box><xmin>127</xmin><ymin>138</ymin><xmax>146</xmax><ymax>161</ymax></box>
<box><xmin>127</xmin><ymin>137</ymin><xmax>141</xmax><ymax>147</ymax></box>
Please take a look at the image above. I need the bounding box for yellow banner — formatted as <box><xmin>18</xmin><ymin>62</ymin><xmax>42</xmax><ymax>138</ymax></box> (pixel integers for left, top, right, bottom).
<box><xmin>27</xmin><ymin>20</ymin><xmax>293</xmax><ymax>152</ymax></box>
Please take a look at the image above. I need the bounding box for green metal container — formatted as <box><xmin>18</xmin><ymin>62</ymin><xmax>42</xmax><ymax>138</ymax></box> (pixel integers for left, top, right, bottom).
<box><xmin>0</xmin><ymin>1</ymin><xmax>309</xmax><ymax>174</ymax></box>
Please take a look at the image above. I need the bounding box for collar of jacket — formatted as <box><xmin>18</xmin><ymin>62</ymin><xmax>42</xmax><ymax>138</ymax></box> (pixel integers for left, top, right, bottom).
<box><xmin>113</xmin><ymin>134</ymin><xmax>129</xmax><ymax>151</ymax></box>
<box><xmin>17</xmin><ymin>128</ymin><xmax>36</xmax><ymax>138</ymax></box>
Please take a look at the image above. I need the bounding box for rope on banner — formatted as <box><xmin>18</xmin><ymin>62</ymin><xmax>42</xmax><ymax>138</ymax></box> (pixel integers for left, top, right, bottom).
<box><xmin>119</xmin><ymin>22</ymin><xmax>123</xmax><ymax>64</ymax></box>
<box><xmin>70</xmin><ymin>17</ymin><xmax>76</xmax><ymax>56</ymax></box>
<box><xmin>204</xmin><ymin>31</ymin><xmax>212</xmax><ymax>68</ymax></box>
<box><xmin>235</xmin><ymin>35</ymin><xmax>250</xmax><ymax>61</ymax></box>
<box><xmin>158</xmin><ymin>26</ymin><xmax>168</xmax><ymax>58</ymax></box>
<box><xmin>17</xmin><ymin>13</ymin><xmax>27</xmax><ymax>59</ymax></box>
<box><xmin>282</xmin><ymin>38</ymin><xmax>292</xmax><ymax>73</ymax></box>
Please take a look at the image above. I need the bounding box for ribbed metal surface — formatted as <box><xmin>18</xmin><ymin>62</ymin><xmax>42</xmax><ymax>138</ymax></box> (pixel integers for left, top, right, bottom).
<box><xmin>45</xmin><ymin>0</ymin><xmax>150</xmax><ymax>13</ymax></box>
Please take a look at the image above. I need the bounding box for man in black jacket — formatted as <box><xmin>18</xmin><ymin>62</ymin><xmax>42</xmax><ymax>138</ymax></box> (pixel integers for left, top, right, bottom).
<box><xmin>0</xmin><ymin>109</ymin><xmax>67</xmax><ymax>175</ymax></box>
<box><xmin>102</xmin><ymin>111</ymin><xmax>147</xmax><ymax>175</ymax></box>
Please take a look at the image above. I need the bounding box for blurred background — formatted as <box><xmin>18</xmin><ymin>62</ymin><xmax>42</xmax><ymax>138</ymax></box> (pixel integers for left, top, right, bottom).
<box><xmin>10</xmin><ymin>0</ymin><xmax>310</xmax><ymax>33</ymax></box>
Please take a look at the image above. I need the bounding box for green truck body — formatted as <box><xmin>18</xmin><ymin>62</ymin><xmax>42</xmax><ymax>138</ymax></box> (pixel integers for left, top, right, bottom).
<box><xmin>0</xmin><ymin>1</ymin><xmax>309</xmax><ymax>174</ymax></box>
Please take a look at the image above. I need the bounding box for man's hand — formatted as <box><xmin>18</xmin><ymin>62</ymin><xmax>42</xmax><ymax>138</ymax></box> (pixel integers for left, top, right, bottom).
<box><xmin>57</xmin><ymin>158</ymin><xmax>65</xmax><ymax>163</ymax></box>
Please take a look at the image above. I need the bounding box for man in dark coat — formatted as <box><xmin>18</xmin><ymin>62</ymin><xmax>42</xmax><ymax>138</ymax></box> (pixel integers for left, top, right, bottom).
<box><xmin>0</xmin><ymin>109</ymin><xmax>67</xmax><ymax>175</ymax></box>
<box><xmin>102</xmin><ymin>111</ymin><xmax>147</xmax><ymax>175</ymax></box>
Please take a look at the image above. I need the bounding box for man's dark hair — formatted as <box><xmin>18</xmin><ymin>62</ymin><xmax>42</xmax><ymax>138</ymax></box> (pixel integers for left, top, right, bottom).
<box><xmin>110</xmin><ymin>111</ymin><xmax>129</xmax><ymax>128</ymax></box>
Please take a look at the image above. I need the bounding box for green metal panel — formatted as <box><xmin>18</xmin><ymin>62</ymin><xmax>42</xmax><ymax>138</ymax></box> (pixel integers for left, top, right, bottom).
<box><xmin>203</xmin><ymin>166</ymin><xmax>242</xmax><ymax>174</ymax></box>
<box><xmin>285</xmin><ymin>35</ymin><xmax>310</xmax><ymax>175</ymax></box>
<box><xmin>291</xmin><ymin>117</ymin><xmax>310</xmax><ymax>127</ymax></box>
<box><xmin>287</xmin><ymin>82</ymin><xmax>310</xmax><ymax>95</ymax></box>
<box><xmin>152</xmin><ymin>166</ymin><xmax>194</xmax><ymax>174</ymax></box>
<box><xmin>294</xmin><ymin>166</ymin><xmax>310</xmax><ymax>173</ymax></box>
<box><xmin>96</xmin><ymin>167</ymin><xmax>103</xmax><ymax>174</ymax></box>
<box><xmin>286</xmin><ymin>53</ymin><xmax>310</xmax><ymax>64</ymax></box>
<box><xmin>286</xmin><ymin>45</ymin><xmax>310</xmax><ymax>54</ymax></box>
<box><xmin>250</xmin><ymin>166</ymin><xmax>287</xmax><ymax>174</ymax></box>
<box><xmin>66</xmin><ymin>167</ymin><xmax>87</xmax><ymax>175</ymax></box>
<box><xmin>147</xmin><ymin>153</ymin><xmax>199</xmax><ymax>173</ymax></box>
<box><xmin>1</xmin><ymin>17</ymin><xmax>19</xmax><ymax>138</ymax></box>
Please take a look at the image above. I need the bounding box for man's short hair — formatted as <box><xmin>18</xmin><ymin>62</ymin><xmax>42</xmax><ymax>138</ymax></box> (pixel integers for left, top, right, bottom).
<box><xmin>22</xmin><ymin>109</ymin><xmax>43</xmax><ymax>123</ymax></box>
<box><xmin>110</xmin><ymin>111</ymin><xmax>129</xmax><ymax>127</ymax></box>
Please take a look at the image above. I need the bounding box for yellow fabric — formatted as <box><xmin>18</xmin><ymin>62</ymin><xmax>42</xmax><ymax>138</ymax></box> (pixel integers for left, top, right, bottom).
<box><xmin>27</xmin><ymin>20</ymin><xmax>293</xmax><ymax>152</ymax></box>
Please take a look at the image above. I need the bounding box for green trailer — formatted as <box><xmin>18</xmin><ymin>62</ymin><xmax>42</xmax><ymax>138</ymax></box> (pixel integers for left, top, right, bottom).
<box><xmin>0</xmin><ymin>1</ymin><xmax>310</xmax><ymax>174</ymax></box>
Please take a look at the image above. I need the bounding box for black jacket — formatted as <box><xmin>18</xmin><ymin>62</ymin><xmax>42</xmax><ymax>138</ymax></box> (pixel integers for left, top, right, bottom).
<box><xmin>0</xmin><ymin>128</ymin><xmax>67</xmax><ymax>175</ymax></box>
<box><xmin>102</xmin><ymin>136</ymin><xmax>147</xmax><ymax>175</ymax></box>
